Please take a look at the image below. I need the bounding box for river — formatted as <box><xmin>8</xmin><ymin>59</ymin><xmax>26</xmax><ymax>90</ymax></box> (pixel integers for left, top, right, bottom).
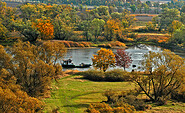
<box><xmin>63</xmin><ymin>44</ymin><xmax>185</xmax><ymax>71</ymax></box>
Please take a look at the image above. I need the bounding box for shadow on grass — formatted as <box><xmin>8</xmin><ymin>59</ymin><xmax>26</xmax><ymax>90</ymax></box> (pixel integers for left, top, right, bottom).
<box><xmin>71</xmin><ymin>91</ymin><xmax>104</xmax><ymax>99</ymax></box>
<box><xmin>63</xmin><ymin>103</ymin><xmax>89</xmax><ymax>108</ymax></box>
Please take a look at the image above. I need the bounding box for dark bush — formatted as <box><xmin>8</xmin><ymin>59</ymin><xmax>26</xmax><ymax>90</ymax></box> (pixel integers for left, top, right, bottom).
<box><xmin>105</xmin><ymin>69</ymin><xmax>131</xmax><ymax>82</ymax></box>
<box><xmin>82</xmin><ymin>69</ymin><xmax>132</xmax><ymax>82</ymax></box>
<box><xmin>171</xmin><ymin>89</ymin><xmax>185</xmax><ymax>102</ymax></box>
<box><xmin>82</xmin><ymin>69</ymin><xmax>105</xmax><ymax>81</ymax></box>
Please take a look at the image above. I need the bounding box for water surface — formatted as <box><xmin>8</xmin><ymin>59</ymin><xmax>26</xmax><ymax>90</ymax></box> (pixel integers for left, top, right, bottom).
<box><xmin>63</xmin><ymin>44</ymin><xmax>184</xmax><ymax>71</ymax></box>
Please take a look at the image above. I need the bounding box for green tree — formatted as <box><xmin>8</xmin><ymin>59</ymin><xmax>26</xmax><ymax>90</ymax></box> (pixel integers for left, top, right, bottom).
<box><xmin>90</xmin><ymin>18</ymin><xmax>105</xmax><ymax>41</ymax></box>
<box><xmin>181</xmin><ymin>5</ymin><xmax>185</xmax><ymax>13</ymax></box>
<box><xmin>92</xmin><ymin>48</ymin><xmax>115</xmax><ymax>72</ymax></box>
<box><xmin>97</xmin><ymin>6</ymin><xmax>109</xmax><ymax>16</ymax></box>
<box><xmin>53</xmin><ymin>16</ymin><xmax>73</xmax><ymax>40</ymax></box>
<box><xmin>137</xmin><ymin>4</ymin><xmax>143</xmax><ymax>14</ymax></box>
<box><xmin>20</xmin><ymin>3</ymin><xmax>37</xmax><ymax>21</ymax></box>
<box><xmin>158</xmin><ymin>8</ymin><xmax>180</xmax><ymax>31</ymax></box>
<box><xmin>132</xmin><ymin>50</ymin><xmax>185</xmax><ymax>104</ymax></box>
<box><xmin>130</xmin><ymin>5</ymin><xmax>136</xmax><ymax>13</ymax></box>
<box><xmin>168</xmin><ymin>20</ymin><xmax>182</xmax><ymax>36</ymax></box>
<box><xmin>144</xmin><ymin>3</ymin><xmax>149</xmax><ymax>14</ymax></box>
<box><xmin>171</xmin><ymin>25</ymin><xmax>185</xmax><ymax>45</ymax></box>
<box><xmin>12</xmin><ymin>20</ymin><xmax>40</xmax><ymax>42</ymax></box>
<box><xmin>179</xmin><ymin>13</ymin><xmax>185</xmax><ymax>24</ymax></box>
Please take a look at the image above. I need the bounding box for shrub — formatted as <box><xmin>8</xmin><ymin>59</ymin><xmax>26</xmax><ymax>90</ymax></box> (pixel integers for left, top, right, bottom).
<box><xmin>104</xmin><ymin>90</ymin><xmax>147</xmax><ymax>111</ymax></box>
<box><xmin>62</xmin><ymin>41</ymin><xmax>71</xmax><ymax>47</ymax></box>
<box><xmin>127</xmin><ymin>33</ymin><xmax>138</xmax><ymax>39</ymax></box>
<box><xmin>79</xmin><ymin>43</ymin><xmax>85</xmax><ymax>47</ymax></box>
<box><xmin>105</xmin><ymin>69</ymin><xmax>131</xmax><ymax>82</ymax></box>
<box><xmin>171</xmin><ymin>87</ymin><xmax>185</xmax><ymax>102</ymax></box>
<box><xmin>80</xmin><ymin>42</ymin><xmax>92</xmax><ymax>47</ymax></box>
<box><xmin>82</xmin><ymin>69</ymin><xmax>132</xmax><ymax>82</ymax></box>
<box><xmin>110</xmin><ymin>41</ymin><xmax>126</xmax><ymax>47</ymax></box>
<box><xmin>82</xmin><ymin>69</ymin><xmax>105</xmax><ymax>81</ymax></box>
<box><xmin>86</xmin><ymin>102</ymin><xmax>136</xmax><ymax>113</ymax></box>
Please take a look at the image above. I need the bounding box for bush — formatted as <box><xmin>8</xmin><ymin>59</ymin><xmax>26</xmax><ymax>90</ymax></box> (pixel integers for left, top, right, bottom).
<box><xmin>86</xmin><ymin>102</ymin><xmax>136</xmax><ymax>113</ymax></box>
<box><xmin>82</xmin><ymin>69</ymin><xmax>105</xmax><ymax>81</ymax></box>
<box><xmin>110</xmin><ymin>41</ymin><xmax>126</xmax><ymax>47</ymax></box>
<box><xmin>104</xmin><ymin>90</ymin><xmax>147</xmax><ymax>111</ymax></box>
<box><xmin>82</xmin><ymin>69</ymin><xmax>132</xmax><ymax>82</ymax></box>
<box><xmin>105</xmin><ymin>69</ymin><xmax>131</xmax><ymax>82</ymax></box>
<box><xmin>171</xmin><ymin>87</ymin><xmax>185</xmax><ymax>102</ymax></box>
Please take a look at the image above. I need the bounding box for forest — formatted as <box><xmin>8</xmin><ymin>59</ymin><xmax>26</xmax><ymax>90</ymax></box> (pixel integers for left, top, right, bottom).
<box><xmin>1</xmin><ymin>0</ymin><xmax>185</xmax><ymax>112</ymax></box>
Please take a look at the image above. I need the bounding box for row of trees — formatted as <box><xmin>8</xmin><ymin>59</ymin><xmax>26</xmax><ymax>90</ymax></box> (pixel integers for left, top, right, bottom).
<box><xmin>0</xmin><ymin>40</ymin><xmax>66</xmax><ymax>112</ymax></box>
<box><xmin>0</xmin><ymin>1</ymin><xmax>137</xmax><ymax>43</ymax></box>
<box><xmin>25</xmin><ymin>0</ymin><xmax>185</xmax><ymax>12</ymax></box>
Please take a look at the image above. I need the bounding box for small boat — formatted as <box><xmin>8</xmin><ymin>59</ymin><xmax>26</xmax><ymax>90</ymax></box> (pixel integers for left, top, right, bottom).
<box><xmin>62</xmin><ymin>59</ymin><xmax>91</xmax><ymax>68</ymax></box>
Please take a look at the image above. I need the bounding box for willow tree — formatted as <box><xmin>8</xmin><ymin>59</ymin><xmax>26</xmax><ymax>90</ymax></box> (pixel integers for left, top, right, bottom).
<box><xmin>4</xmin><ymin>40</ymin><xmax>66</xmax><ymax>97</ymax></box>
<box><xmin>0</xmin><ymin>45</ymin><xmax>43</xmax><ymax>112</ymax></box>
<box><xmin>132</xmin><ymin>50</ymin><xmax>185</xmax><ymax>104</ymax></box>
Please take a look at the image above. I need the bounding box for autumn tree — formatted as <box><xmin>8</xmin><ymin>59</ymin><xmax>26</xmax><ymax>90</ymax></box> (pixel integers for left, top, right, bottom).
<box><xmin>104</xmin><ymin>19</ymin><xmax>122</xmax><ymax>41</ymax></box>
<box><xmin>0</xmin><ymin>45</ymin><xmax>44</xmax><ymax>112</ymax></box>
<box><xmin>0</xmin><ymin>0</ymin><xmax>16</xmax><ymax>29</ymax></box>
<box><xmin>0</xmin><ymin>69</ymin><xmax>43</xmax><ymax>113</ymax></box>
<box><xmin>121</xmin><ymin>10</ymin><xmax>136</xmax><ymax>28</ymax></box>
<box><xmin>132</xmin><ymin>50</ymin><xmax>185</xmax><ymax>104</ymax></box>
<box><xmin>115</xmin><ymin>49</ymin><xmax>132</xmax><ymax>70</ymax></box>
<box><xmin>33</xmin><ymin>19</ymin><xmax>54</xmax><ymax>40</ymax></box>
<box><xmin>167</xmin><ymin>20</ymin><xmax>183</xmax><ymax>36</ymax></box>
<box><xmin>5</xmin><ymin>40</ymin><xmax>66</xmax><ymax>97</ymax></box>
<box><xmin>92</xmin><ymin>48</ymin><xmax>115</xmax><ymax>72</ymax></box>
<box><xmin>0</xmin><ymin>22</ymin><xmax>8</xmax><ymax>40</ymax></box>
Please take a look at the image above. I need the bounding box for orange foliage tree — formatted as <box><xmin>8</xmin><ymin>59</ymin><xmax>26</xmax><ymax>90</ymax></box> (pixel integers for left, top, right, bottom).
<box><xmin>92</xmin><ymin>48</ymin><xmax>115</xmax><ymax>72</ymax></box>
<box><xmin>33</xmin><ymin>19</ymin><xmax>54</xmax><ymax>40</ymax></box>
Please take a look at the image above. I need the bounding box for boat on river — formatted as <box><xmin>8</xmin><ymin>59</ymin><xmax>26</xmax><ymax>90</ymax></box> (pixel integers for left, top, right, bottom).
<box><xmin>62</xmin><ymin>59</ymin><xmax>91</xmax><ymax>68</ymax></box>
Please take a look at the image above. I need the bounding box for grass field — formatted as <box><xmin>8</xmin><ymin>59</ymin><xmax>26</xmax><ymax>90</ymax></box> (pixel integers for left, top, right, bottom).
<box><xmin>43</xmin><ymin>75</ymin><xmax>134</xmax><ymax>113</ymax></box>
<box><xmin>43</xmin><ymin>74</ymin><xmax>185</xmax><ymax>113</ymax></box>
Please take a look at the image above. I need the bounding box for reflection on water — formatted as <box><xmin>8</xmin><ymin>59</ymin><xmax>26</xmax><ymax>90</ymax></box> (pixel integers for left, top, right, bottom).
<box><xmin>63</xmin><ymin>44</ymin><xmax>184</xmax><ymax>71</ymax></box>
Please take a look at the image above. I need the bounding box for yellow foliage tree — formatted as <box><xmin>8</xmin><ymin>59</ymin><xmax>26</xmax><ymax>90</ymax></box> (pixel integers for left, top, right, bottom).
<box><xmin>104</xmin><ymin>19</ymin><xmax>123</xmax><ymax>41</ymax></box>
<box><xmin>92</xmin><ymin>48</ymin><xmax>115</xmax><ymax>72</ymax></box>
